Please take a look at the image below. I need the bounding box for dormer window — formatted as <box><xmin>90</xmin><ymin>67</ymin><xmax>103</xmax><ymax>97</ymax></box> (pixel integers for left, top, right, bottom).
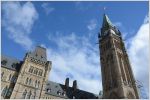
<box><xmin>1</xmin><ymin>60</ymin><xmax>7</xmax><ymax>65</ymax></box>
<box><xmin>57</xmin><ymin>90</ymin><xmax>61</xmax><ymax>95</ymax></box>
<box><xmin>47</xmin><ymin>88</ymin><xmax>51</xmax><ymax>92</ymax></box>
<box><xmin>12</xmin><ymin>63</ymin><xmax>16</xmax><ymax>68</ymax></box>
<box><xmin>62</xmin><ymin>92</ymin><xmax>66</xmax><ymax>96</ymax></box>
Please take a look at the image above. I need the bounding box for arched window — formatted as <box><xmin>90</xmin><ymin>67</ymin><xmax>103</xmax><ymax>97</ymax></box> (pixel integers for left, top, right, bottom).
<box><xmin>32</xmin><ymin>91</ymin><xmax>36</xmax><ymax>99</ymax></box>
<box><xmin>38</xmin><ymin>71</ymin><xmax>41</xmax><ymax>76</ymax></box>
<box><xmin>29</xmin><ymin>78</ymin><xmax>32</xmax><ymax>85</ymax></box>
<box><xmin>22</xmin><ymin>89</ymin><xmax>27</xmax><ymax>99</ymax></box>
<box><xmin>1</xmin><ymin>72</ymin><xmax>4</xmax><ymax>80</ymax></box>
<box><xmin>35</xmin><ymin>80</ymin><xmax>37</xmax><ymax>88</ymax></box>
<box><xmin>31</xmin><ymin>67</ymin><xmax>33</xmax><ymax>73</ymax></box>
<box><xmin>8</xmin><ymin>74</ymin><xmax>12</xmax><ymax>81</ymax></box>
<box><xmin>26</xmin><ymin>91</ymin><xmax>32</xmax><ymax>99</ymax></box>
<box><xmin>29</xmin><ymin>66</ymin><xmax>34</xmax><ymax>73</ymax></box>
<box><xmin>11</xmin><ymin>75</ymin><xmax>16</xmax><ymax>83</ymax></box>
<box><xmin>26</xmin><ymin>78</ymin><xmax>29</xmax><ymax>84</ymax></box>
<box><xmin>1</xmin><ymin>86</ymin><xmax>8</xmax><ymax>97</ymax></box>
<box><xmin>39</xmin><ymin>70</ymin><xmax>43</xmax><ymax>76</ymax></box>
<box><xmin>6</xmin><ymin>88</ymin><xmax>12</xmax><ymax>97</ymax></box>
<box><xmin>35</xmin><ymin>69</ymin><xmax>38</xmax><ymax>75</ymax></box>
<box><xmin>34</xmin><ymin>69</ymin><xmax>38</xmax><ymax>75</ymax></box>
<box><xmin>38</xmin><ymin>81</ymin><xmax>40</xmax><ymax>88</ymax></box>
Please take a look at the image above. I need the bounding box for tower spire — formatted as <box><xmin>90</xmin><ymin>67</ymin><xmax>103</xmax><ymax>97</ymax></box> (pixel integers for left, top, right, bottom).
<box><xmin>102</xmin><ymin>14</ymin><xmax>114</xmax><ymax>28</ymax></box>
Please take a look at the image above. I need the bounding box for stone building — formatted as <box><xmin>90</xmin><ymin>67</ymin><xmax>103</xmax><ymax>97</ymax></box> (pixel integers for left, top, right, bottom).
<box><xmin>1</xmin><ymin>46</ymin><xmax>100</xmax><ymax>99</ymax></box>
<box><xmin>1</xmin><ymin>14</ymin><xmax>139</xmax><ymax>99</ymax></box>
<box><xmin>98</xmin><ymin>14</ymin><xmax>139</xmax><ymax>99</ymax></box>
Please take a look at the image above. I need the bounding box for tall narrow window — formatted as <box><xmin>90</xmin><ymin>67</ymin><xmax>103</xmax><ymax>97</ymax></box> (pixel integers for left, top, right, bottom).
<box><xmin>29</xmin><ymin>78</ymin><xmax>32</xmax><ymax>85</ymax></box>
<box><xmin>1</xmin><ymin>72</ymin><xmax>4</xmax><ymax>80</ymax></box>
<box><xmin>11</xmin><ymin>75</ymin><xmax>15</xmax><ymax>83</ymax></box>
<box><xmin>38</xmin><ymin>81</ymin><xmax>40</xmax><ymax>88</ymax></box>
<box><xmin>1</xmin><ymin>86</ymin><xmax>8</xmax><ymax>97</ymax></box>
<box><xmin>35</xmin><ymin>80</ymin><xmax>37</xmax><ymax>88</ymax></box>
<box><xmin>6</xmin><ymin>88</ymin><xmax>12</xmax><ymax>97</ymax></box>
<box><xmin>26</xmin><ymin>78</ymin><xmax>29</xmax><ymax>84</ymax></box>
<box><xmin>31</xmin><ymin>67</ymin><xmax>33</xmax><ymax>73</ymax></box>
<box><xmin>26</xmin><ymin>91</ymin><xmax>32</xmax><ymax>99</ymax></box>
<box><xmin>22</xmin><ymin>89</ymin><xmax>27</xmax><ymax>99</ymax></box>
<box><xmin>8</xmin><ymin>74</ymin><xmax>12</xmax><ymax>81</ymax></box>
<box><xmin>41</xmin><ymin>70</ymin><xmax>43</xmax><ymax>76</ymax></box>
<box><xmin>32</xmin><ymin>91</ymin><xmax>36</xmax><ymax>99</ymax></box>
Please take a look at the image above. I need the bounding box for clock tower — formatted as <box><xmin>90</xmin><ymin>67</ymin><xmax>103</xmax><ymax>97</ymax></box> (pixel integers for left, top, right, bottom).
<box><xmin>98</xmin><ymin>14</ymin><xmax>139</xmax><ymax>99</ymax></box>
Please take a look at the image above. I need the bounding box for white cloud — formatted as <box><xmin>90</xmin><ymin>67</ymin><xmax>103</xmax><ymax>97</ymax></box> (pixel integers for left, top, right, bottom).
<box><xmin>127</xmin><ymin>14</ymin><xmax>149</xmax><ymax>98</ymax></box>
<box><xmin>42</xmin><ymin>3</ymin><xmax>55</xmax><ymax>15</ymax></box>
<box><xmin>46</xmin><ymin>32</ymin><xmax>101</xmax><ymax>94</ymax></box>
<box><xmin>75</xmin><ymin>1</ymin><xmax>92</xmax><ymax>11</ymax></box>
<box><xmin>2</xmin><ymin>1</ymin><xmax>38</xmax><ymax>50</ymax></box>
<box><xmin>87</xmin><ymin>19</ymin><xmax>97</xmax><ymax>31</ymax></box>
<box><xmin>113</xmin><ymin>22</ymin><xmax>122</xmax><ymax>28</ymax></box>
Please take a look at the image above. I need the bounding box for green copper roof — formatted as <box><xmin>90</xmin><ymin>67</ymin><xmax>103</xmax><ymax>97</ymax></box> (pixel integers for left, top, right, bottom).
<box><xmin>102</xmin><ymin>14</ymin><xmax>114</xmax><ymax>28</ymax></box>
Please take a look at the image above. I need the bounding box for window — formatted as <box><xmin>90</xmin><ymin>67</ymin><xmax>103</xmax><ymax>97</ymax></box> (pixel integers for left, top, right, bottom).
<box><xmin>29</xmin><ymin>66</ymin><xmax>34</xmax><ymax>73</ymax></box>
<box><xmin>26</xmin><ymin>78</ymin><xmax>29</xmax><ymax>84</ymax></box>
<box><xmin>38</xmin><ymin>81</ymin><xmax>40</xmax><ymax>88</ymax></box>
<box><xmin>29</xmin><ymin>78</ymin><xmax>32</xmax><ymax>85</ymax></box>
<box><xmin>1</xmin><ymin>60</ymin><xmax>7</xmax><ymax>65</ymax></box>
<box><xmin>6</xmin><ymin>88</ymin><xmax>12</xmax><ymax>97</ymax></box>
<box><xmin>1</xmin><ymin>86</ymin><xmax>8</xmax><ymax>97</ymax></box>
<box><xmin>8</xmin><ymin>74</ymin><xmax>12</xmax><ymax>81</ymax></box>
<box><xmin>22</xmin><ymin>89</ymin><xmax>27</xmax><ymax>99</ymax></box>
<box><xmin>34</xmin><ymin>69</ymin><xmax>38</xmax><ymax>75</ymax></box>
<box><xmin>32</xmin><ymin>91</ymin><xmax>36</xmax><ymax>99</ymax></box>
<box><xmin>26</xmin><ymin>91</ymin><xmax>32</xmax><ymax>99</ymax></box>
<box><xmin>47</xmin><ymin>88</ymin><xmax>51</xmax><ymax>92</ymax></box>
<box><xmin>11</xmin><ymin>75</ymin><xmax>16</xmax><ymax>83</ymax></box>
<box><xmin>62</xmin><ymin>92</ymin><xmax>66</xmax><ymax>96</ymax></box>
<box><xmin>35</xmin><ymin>80</ymin><xmax>37</xmax><ymax>88</ymax></box>
<box><xmin>73</xmin><ymin>96</ymin><xmax>75</xmax><ymax>99</ymax></box>
<box><xmin>57</xmin><ymin>90</ymin><xmax>61</xmax><ymax>95</ymax></box>
<box><xmin>1</xmin><ymin>72</ymin><xmax>4</xmax><ymax>79</ymax></box>
<box><xmin>11</xmin><ymin>63</ymin><xmax>16</xmax><ymax>68</ymax></box>
<box><xmin>40</xmin><ymin>70</ymin><xmax>43</xmax><ymax>76</ymax></box>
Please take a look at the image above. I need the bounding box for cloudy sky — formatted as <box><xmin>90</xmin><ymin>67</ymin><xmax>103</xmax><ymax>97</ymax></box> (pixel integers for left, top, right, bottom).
<box><xmin>1</xmin><ymin>1</ymin><xmax>149</xmax><ymax>98</ymax></box>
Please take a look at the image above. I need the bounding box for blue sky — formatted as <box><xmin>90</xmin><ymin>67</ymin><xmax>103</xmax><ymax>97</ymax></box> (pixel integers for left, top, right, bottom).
<box><xmin>1</xmin><ymin>1</ymin><xmax>149</xmax><ymax>98</ymax></box>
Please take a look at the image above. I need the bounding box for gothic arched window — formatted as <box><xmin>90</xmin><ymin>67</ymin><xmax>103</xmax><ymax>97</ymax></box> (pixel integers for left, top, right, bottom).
<box><xmin>6</xmin><ymin>88</ymin><xmax>12</xmax><ymax>97</ymax></box>
<box><xmin>1</xmin><ymin>60</ymin><xmax>7</xmax><ymax>65</ymax></box>
<box><xmin>32</xmin><ymin>91</ymin><xmax>36</xmax><ymax>99</ymax></box>
<box><xmin>1</xmin><ymin>86</ymin><xmax>8</xmax><ymax>97</ymax></box>
<box><xmin>35</xmin><ymin>80</ymin><xmax>37</xmax><ymax>88</ymax></box>
<box><xmin>1</xmin><ymin>72</ymin><xmax>4</xmax><ymax>79</ymax></box>
<box><xmin>22</xmin><ymin>89</ymin><xmax>27</xmax><ymax>99</ymax></box>
<box><xmin>26</xmin><ymin>91</ymin><xmax>32</xmax><ymax>99</ymax></box>
<box><xmin>8</xmin><ymin>74</ymin><xmax>12</xmax><ymax>81</ymax></box>
<box><xmin>11</xmin><ymin>75</ymin><xmax>16</xmax><ymax>83</ymax></box>
<box><xmin>26</xmin><ymin>78</ymin><xmax>29</xmax><ymax>84</ymax></box>
<box><xmin>29</xmin><ymin>66</ymin><xmax>34</xmax><ymax>73</ymax></box>
<box><xmin>38</xmin><ymin>81</ymin><xmax>40</xmax><ymax>88</ymax></box>
<box><xmin>29</xmin><ymin>78</ymin><xmax>32</xmax><ymax>85</ymax></box>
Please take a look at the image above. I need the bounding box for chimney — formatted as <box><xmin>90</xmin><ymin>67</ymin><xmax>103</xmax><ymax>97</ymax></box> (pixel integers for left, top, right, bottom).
<box><xmin>65</xmin><ymin>78</ymin><xmax>69</xmax><ymax>88</ymax></box>
<box><xmin>73</xmin><ymin>80</ymin><xmax>77</xmax><ymax>90</ymax></box>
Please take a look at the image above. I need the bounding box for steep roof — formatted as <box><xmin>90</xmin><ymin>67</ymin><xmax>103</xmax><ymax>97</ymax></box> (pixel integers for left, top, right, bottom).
<box><xmin>1</xmin><ymin>55</ymin><xmax>22</xmax><ymax>72</ymax></box>
<box><xmin>45</xmin><ymin>81</ymin><xmax>100</xmax><ymax>99</ymax></box>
